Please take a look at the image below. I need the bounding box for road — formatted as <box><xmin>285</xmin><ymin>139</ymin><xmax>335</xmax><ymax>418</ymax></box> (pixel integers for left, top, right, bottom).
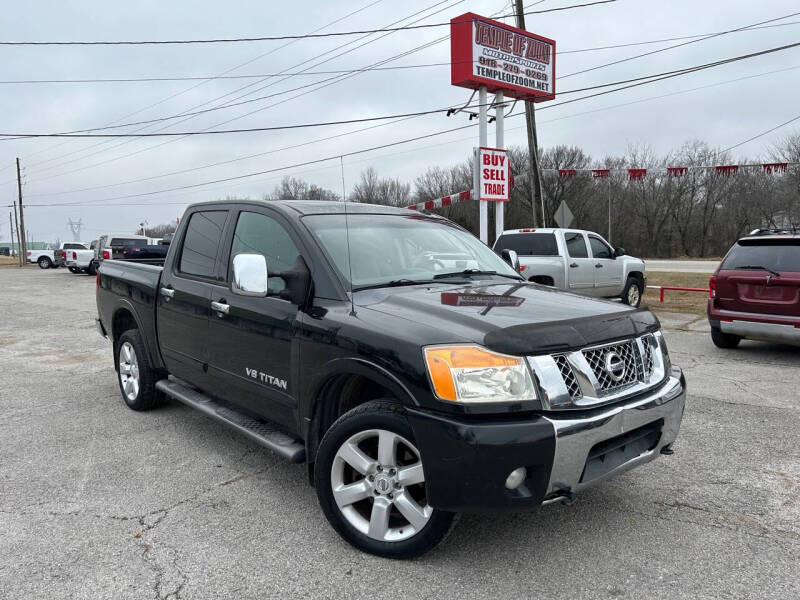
<box><xmin>645</xmin><ymin>259</ymin><xmax>720</xmax><ymax>273</ymax></box>
<box><xmin>1</xmin><ymin>267</ymin><xmax>798</xmax><ymax>600</ymax></box>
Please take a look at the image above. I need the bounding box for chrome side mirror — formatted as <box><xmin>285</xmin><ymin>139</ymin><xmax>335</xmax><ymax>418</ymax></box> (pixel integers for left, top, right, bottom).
<box><xmin>232</xmin><ymin>253</ymin><xmax>268</xmax><ymax>297</ymax></box>
<box><xmin>500</xmin><ymin>249</ymin><xmax>521</xmax><ymax>273</ymax></box>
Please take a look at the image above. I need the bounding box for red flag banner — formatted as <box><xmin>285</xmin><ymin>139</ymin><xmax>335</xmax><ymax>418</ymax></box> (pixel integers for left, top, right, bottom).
<box><xmin>715</xmin><ymin>165</ymin><xmax>739</xmax><ymax>176</ymax></box>
<box><xmin>667</xmin><ymin>167</ymin><xmax>688</xmax><ymax>177</ymax></box>
<box><xmin>592</xmin><ymin>169</ymin><xmax>610</xmax><ymax>178</ymax></box>
<box><xmin>628</xmin><ymin>168</ymin><xmax>647</xmax><ymax>180</ymax></box>
<box><xmin>558</xmin><ymin>169</ymin><xmax>576</xmax><ymax>179</ymax></box>
<box><xmin>762</xmin><ymin>162</ymin><xmax>788</xmax><ymax>174</ymax></box>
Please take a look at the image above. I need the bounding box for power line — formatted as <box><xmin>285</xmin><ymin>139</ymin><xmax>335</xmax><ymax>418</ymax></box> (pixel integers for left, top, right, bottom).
<box><xmin>23</xmin><ymin>48</ymin><xmax>800</xmax><ymax>209</ymax></box>
<box><xmin>720</xmin><ymin>114</ymin><xmax>800</xmax><ymax>154</ymax></box>
<box><xmin>561</xmin><ymin>9</ymin><xmax>800</xmax><ymax>79</ymax></box>
<box><xmin>3</xmin><ymin>20</ymin><xmax>798</xmax><ymax>86</ymax></box>
<box><xmin>0</xmin><ymin>1</ymin><xmax>615</xmax><ymax>46</ymax></box>
<box><xmin>5</xmin><ymin>40</ymin><xmax>798</xmax><ymax>140</ymax></box>
<box><xmin>15</xmin><ymin>0</ymin><xmax>464</xmax><ymax>180</ymax></box>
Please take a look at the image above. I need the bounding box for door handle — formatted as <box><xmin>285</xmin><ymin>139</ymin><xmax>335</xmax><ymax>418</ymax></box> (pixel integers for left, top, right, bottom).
<box><xmin>211</xmin><ymin>301</ymin><xmax>230</xmax><ymax>315</ymax></box>
<box><xmin>160</xmin><ymin>287</ymin><xmax>174</xmax><ymax>298</ymax></box>
<box><xmin>569</xmin><ymin>263</ymin><xmax>578</xmax><ymax>268</ymax></box>
<box><xmin>595</xmin><ymin>264</ymin><xmax>603</xmax><ymax>268</ymax></box>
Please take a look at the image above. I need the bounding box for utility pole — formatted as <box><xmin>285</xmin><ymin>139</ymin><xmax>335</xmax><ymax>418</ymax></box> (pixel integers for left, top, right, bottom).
<box><xmin>12</xmin><ymin>199</ymin><xmax>22</xmax><ymax>265</ymax></box>
<box><xmin>8</xmin><ymin>211</ymin><xmax>15</xmax><ymax>262</ymax></box>
<box><xmin>16</xmin><ymin>158</ymin><xmax>27</xmax><ymax>263</ymax></box>
<box><xmin>514</xmin><ymin>0</ymin><xmax>545</xmax><ymax>227</ymax></box>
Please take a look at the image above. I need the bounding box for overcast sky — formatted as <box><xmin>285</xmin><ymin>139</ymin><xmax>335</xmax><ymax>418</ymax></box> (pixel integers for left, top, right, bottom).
<box><xmin>1</xmin><ymin>0</ymin><xmax>798</xmax><ymax>243</ymax></box>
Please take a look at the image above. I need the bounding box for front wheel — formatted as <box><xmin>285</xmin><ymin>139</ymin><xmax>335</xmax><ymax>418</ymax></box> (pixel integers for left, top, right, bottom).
<box><xmin>86</xmin><ymin>262</ymin><xmax>97</xmax><ymax>275</ymax></box>
<box><xmin>315</xmin><ymin>400</ymin><xmax>455</xmax><ymax>559</ymax></box>
<box><xmin>38</xmin><ymin>256</ymin><xmax>52</xmax><ymax>269</ymax></box>
<box><xmin>621</xmin><ymin>276</ymin><xmax>644</xmax><ymax>307</ymax></box>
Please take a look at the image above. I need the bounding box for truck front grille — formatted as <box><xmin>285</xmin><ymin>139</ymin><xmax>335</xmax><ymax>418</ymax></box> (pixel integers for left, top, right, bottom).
<box><xmin>582</xmin><ymin>339</ymin><xmax>641</xmax><ymax>392</ymax></box>
<box><xmin>554</xmin><ymin>354</ymin><xmax>582</xmax><ymax>400</ymax></box>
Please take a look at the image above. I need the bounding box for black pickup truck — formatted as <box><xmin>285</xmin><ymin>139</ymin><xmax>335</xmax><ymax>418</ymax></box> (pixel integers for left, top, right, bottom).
<box><xmin>96</xmin><ymin>200</ymin><xmax>686</xmax><ymax>558</ymax></box>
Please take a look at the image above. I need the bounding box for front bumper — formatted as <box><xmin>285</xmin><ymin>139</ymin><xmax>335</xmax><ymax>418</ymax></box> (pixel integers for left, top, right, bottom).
<box><xmin>407</xmin><ymin>366</ymin><xmax>685</xmax><ymax>513</ymax></box>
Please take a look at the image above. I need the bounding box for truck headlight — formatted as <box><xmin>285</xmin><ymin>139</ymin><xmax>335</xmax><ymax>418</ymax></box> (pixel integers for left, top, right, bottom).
<box><xmin>424</xmin><ymin>345</ymin><xmax>537</xmax><ymax>403</ymax></box>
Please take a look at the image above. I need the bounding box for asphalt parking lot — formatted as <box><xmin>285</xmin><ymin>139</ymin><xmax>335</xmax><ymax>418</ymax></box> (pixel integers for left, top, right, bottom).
<box><xmin>1</xmin><ymin>266</ymin><xmax>799</xmax><ymax>600</ymax></box>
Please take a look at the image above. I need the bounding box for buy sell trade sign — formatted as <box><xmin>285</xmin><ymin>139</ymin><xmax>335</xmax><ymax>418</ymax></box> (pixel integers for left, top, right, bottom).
<box><xmin>451</xmin><ymin>12</ymin><xmax>555</xmax><ymax>101</ymax></box>
<box><xmin>479</xmin><ymin>147</ymin><xmax>509</xmax><ymax>201</ymax></box>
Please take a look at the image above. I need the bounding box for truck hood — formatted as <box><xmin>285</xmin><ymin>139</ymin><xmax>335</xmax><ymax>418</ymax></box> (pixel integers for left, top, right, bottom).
<box><xmin>355</xmin><ymin>281</ymin><xmax>659</xmax><ymax>355</ymax></box>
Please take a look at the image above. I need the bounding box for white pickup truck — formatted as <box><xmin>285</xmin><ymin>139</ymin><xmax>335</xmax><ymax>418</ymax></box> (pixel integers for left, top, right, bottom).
<box><xmin>65</xmin><ymin>240</ymin><xmax>97</xmax><ymax>274</ymax></box>
<box><xmin>493</xmin><ymin>228</ymin><xmax>647</xmax><ymax>306</ymax></box>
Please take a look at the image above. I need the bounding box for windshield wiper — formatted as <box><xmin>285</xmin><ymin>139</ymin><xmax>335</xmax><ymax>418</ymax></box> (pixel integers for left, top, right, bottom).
<box><xmin>352</xmin><ymin>278</ymin><xmax>437</xmax><ymax>292</ymax></box>
<box><xmin>433</xmin><ymin>269</ymin><xmax>522</xmax><ymax>281</ymax></box>
<box><xmin>733</xmin><ymin>265</ymin><xmax>781</xmax><ymax>277</ymax></box>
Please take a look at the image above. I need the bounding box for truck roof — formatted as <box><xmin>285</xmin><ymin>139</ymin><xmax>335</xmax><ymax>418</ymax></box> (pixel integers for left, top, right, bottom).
<box><xmin>188</xmin><ymin>199</ymin><xmax>426</xmax><ymax>217</ymax></box>
<box><xmin>499</xmin><ymin>228</ymin><xmax>588</xmax><ymax>235</ymax></box>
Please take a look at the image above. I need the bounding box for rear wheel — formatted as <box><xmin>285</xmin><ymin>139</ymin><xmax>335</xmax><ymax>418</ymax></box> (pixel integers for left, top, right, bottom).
<box><xmin>621</xmin><ymin>276</ymin><xmax>644</xmax><ymax>307</ymax></box>
<box><xmin>87</xmin><ymin>262</ymin><xmax>97</xmax><ymax>275</ymax></box>
<box><xmin>37</xmin><ymin>256</ymin><xmax>52</xmax><ymax>269</ymax></box>
<box><xmin>115</xmin><ymin>329</ymin><xmax>162</xmax><ymax>411</ymax></box>
<box><xmin>711</xmin><ymin>326</ymin><xmax>741</xmax><ymax>349</ymax></box>
<box><xmin>315</xmin><ymin>400</ymin><xmax>455</xmax><ymax>559</ymax></box>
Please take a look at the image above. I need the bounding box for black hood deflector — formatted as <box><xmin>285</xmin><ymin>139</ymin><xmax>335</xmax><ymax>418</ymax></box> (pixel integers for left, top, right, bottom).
<box><xmin>482</xmin><ymin>309</ymin><xmax>660</xmax><ymax>355</ymax></box>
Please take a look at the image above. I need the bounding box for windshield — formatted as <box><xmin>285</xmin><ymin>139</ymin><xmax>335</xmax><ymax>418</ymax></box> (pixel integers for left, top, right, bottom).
<box><xmin>721</xmin><ymin>240</ymin><xmax>800</xmax><ymax>273</ymax></box>
<box><xmin>304</xmin><ymin>213</ymin><xmax>521</xmax><ymax>289</ymax></box>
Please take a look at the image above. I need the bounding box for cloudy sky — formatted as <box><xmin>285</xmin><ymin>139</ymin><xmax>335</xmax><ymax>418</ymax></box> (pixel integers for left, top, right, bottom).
<box><xmin>1</xmin><ymin>0</ymin><xmax>798</xmax><ymax>243</ymax></box>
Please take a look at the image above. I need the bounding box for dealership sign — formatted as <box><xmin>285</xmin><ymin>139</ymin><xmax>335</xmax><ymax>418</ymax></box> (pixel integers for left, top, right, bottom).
<box><xmin>478</xmin><ymin>147</ymin><xmax>509</xmax><ymax>201</ymax></box>
<box><xmin>451</xmin><ymin>12</ymin><xmax>555</xmax><ymax>101</ymax></box>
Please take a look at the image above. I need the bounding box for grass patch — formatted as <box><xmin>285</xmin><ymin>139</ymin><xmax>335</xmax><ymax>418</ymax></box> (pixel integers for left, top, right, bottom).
<box><xmin>642</xmin><ymin>271</ymin><xmax>711</xmax><ymax>317</ymax></box>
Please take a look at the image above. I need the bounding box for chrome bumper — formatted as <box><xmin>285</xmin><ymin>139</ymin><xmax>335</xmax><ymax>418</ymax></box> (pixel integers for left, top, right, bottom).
<box><xmin>542</xmin><ymin>369</ymin><xmax>685</xmax><ymax>498</ymax></box>
<box><xmin>720</xmin><ymin>319</ymin><xmax>800</xmax><ymax>346</ymax></box>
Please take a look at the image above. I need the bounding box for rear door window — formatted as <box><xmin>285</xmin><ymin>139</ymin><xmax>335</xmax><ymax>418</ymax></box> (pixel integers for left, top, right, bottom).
<box><xmin>179</xmin><ymin>211</ymin><xmax>228</xmax><ymax>278</ymax></box>
<box><xmin>495</xmin><ymin>233</ymin><xmax>558</xmax><ymax>256</ymax></box>
<box><xmin>722</xmin><ymin>240</ymin><xmax>800</xmax><ymax>272</ymax></box>
<box><xmin>565</xmin><ymin>232</ymin><xmax>588</xmax><ymax>258</ymax></box>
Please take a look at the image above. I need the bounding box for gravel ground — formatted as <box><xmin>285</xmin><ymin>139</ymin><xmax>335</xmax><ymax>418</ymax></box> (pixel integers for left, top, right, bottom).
<box><xmin>1</xmin><ymin>266</ymin><xmax>798</xmax><ymax>600</ymax></box>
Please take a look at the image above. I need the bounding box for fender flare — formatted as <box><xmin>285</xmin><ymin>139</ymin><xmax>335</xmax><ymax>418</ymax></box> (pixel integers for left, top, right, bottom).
<box><xmin>111</xmin><ymin>298</ymin><xmax>165</xmax><ymax>371</ymax></box>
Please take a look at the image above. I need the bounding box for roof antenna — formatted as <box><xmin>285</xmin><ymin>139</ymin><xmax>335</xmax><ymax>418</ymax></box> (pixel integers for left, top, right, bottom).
<box><xmin>341</xmin><ymin>155</ymin><xmax>356</xmax><ymax>316</ymax></box>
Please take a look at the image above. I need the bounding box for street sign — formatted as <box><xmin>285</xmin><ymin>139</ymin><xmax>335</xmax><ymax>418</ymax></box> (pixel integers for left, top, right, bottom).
<box><xmin>554</xmin><ymin>200</ymin><xmax>574</xmax><ymax>228</ymax></box>
<box><xmin>478</xmin><ymin>147</ymin><xmax>509</xmax><ymax>201</ymax></box>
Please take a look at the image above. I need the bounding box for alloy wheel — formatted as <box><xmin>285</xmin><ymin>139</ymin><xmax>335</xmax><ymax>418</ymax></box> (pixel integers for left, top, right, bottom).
<box><xmin>118</xmin><ymin>342</ymin><xmax>140</xmax><ymax>401</ymax></box>
<box><xmin>331</xmin><ymin>428</ymin><xmax>431</xmax><ymax>542</ymax></box>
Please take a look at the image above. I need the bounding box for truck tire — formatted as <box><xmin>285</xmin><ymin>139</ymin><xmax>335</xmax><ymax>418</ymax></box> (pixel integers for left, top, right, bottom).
<box><xmin>621</xmin><ymin>276</ymin><xmax>644</xmax><ymax>307</ymax></box>
<box><xmin>38</xmin><ymin>256</ymin><xmax>52</xmax><ymax>269</ymax></box>
<box><xmin>315</xmin><ymin>399</ymin><xmax>455</xmax><ymax>559</ymax></box>
<box><xmin>115</xmin><ymin>329</ymin><xmax>162</xmax><ymax>411</ymax></box>
<box><xmin>711</xmin><ymin>326</ymin><xmax>741</xmax><ymax>349</ymax></box>
<box><xmin>87</xmin><ymin>262</ymin><xmax>97</xmax><ymax>276</ymax></box>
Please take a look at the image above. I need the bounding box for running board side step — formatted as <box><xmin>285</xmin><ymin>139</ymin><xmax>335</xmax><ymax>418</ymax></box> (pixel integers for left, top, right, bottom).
<box><xmin>156</xmin><ymin>379</ymin><xmax>306</xmax><ymax>463</ymax></box>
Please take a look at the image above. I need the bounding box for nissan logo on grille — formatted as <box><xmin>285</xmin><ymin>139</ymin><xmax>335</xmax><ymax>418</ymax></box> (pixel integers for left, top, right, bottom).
<box><xmin>604</xmin><ymin>351</ymin><xmax>626</xmax><ymax>382</ymax></box>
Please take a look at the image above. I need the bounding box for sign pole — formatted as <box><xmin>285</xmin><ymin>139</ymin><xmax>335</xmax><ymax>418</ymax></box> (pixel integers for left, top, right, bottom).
<box><xmin>478</xmin><ymin>85</ymin><xmax>488</xmax><ymax>244</ymax></box>
<box><xmin>495</xmin><ymin>90</ymin><xmax>504</xmax><ymax>241</ymax></box>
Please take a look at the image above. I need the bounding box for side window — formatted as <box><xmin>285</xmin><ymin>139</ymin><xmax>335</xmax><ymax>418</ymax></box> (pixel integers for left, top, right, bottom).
<box><xmin>179</xmin><ymin>211</ymin><xmax>228</xmax><ymax>278</ymax></box>
<box><xmin>231</xmin><ymin>211</ymin><xmax>300</xmax><ymax>293</ymax></box>
<box><xmin>565</xmin><ymin>232</ymin><xmax>588</xmax><ymax>258</ymax></box>
<box><xmin>589</xmin><ymin>235</ymin><xmax>613</xmax><ymax>259</ymax></box>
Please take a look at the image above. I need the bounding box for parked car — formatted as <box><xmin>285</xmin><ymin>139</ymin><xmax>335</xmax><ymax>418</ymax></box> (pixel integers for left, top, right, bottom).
<box><xmin>27</xmin><ymin>248</ymin><xmax>60</xmax><ymax>269</ymax></box>
<box><xmin>65</xmin><ymin>240</ymin><xmax>98</xmax><ymax>273</ymax></box>
<box><xmin>493</xmin><ymin>228</ymin><xmax>647</xmax><ymax>306</ymax></box>
<box><xmin>708</xmin><ymin>228</ymin><xmax>800</xmax><ymax>348</ymax></box>
<box><xmin>96</xmin><ymin>200</ymin><xmax>685</xmax><ymax>558</ymax></box>
<box><xmin>92</xmin><ymin>233</ymin><xmax>149</xmax><ymax>272</ymax></box>
<box><xmin>121</xmin><ymin>238</ymin><xmax>170</xmax><ymax>261</ymax></box>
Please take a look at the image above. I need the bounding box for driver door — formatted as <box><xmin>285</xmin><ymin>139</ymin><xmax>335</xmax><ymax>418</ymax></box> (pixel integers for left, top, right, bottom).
<box><xmin>205</xmin><ymin>208</ymin><xmax>303</xmax><ymax>430</ymax></box>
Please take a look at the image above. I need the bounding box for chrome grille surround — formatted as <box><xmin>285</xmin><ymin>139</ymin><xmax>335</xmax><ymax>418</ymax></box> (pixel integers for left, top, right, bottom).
<box><xmin>528</xmin><ymin>331</ymin><xmax>667</xmax><ymax>410</ymax></box>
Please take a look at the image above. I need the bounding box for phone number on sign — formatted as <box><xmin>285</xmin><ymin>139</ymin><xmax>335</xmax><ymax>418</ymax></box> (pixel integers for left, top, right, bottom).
<box><xmin>477</xmin><ymin>56</ymin><xmax>548</xmax><ymax>80</ymax></box>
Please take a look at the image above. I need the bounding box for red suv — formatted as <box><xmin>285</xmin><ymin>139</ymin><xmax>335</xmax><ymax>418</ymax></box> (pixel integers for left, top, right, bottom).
<box><xmin>708</xmin><ymin>228</ymin><xmax>800</xmax><ymax>348</ymax></box>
